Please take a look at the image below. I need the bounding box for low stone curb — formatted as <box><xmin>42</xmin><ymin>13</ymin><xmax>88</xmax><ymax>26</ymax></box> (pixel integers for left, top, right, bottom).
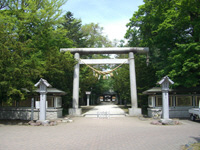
<box><xmin>57</xmin><ymin>117</ymin><xmax>74</xmax><ymax>123</ymax></box>
<box><xmin>28</xmin><ymin>118</ymin><xmax>74</xmax><ymax>126</ymax></box>
<box><xmin>28</xmin><ymin>120</ymin><xmax>57</xmax><ymax>126</ymax></box>
<box><xmin>150</xmin><ymin>119</ymin><xmax>181</xmax><ymax>125</ymax></box>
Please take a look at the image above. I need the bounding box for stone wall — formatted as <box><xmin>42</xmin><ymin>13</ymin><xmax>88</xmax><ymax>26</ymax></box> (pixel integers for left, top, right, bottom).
<box><xmin>148</xmin><ymin>107</ymin><xmax>196</xmax><ymax>118</ymax></box>
<box><xmin>0</xmin><ymin>107</ymin><xmax>63</xmax><ymax>120</ymax></box>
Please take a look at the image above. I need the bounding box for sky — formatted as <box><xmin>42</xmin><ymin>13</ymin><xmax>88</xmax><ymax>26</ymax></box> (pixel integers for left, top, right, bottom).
<box><xmin>62</xmin><ymin>0</ymin><xmax>144</xmax><ymax>42</ymax></box>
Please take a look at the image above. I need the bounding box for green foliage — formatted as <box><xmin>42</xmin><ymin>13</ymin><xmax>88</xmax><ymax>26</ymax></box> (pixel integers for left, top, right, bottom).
<box><xmin>79</xmin><ymin>66</ymin><xmax>97</xmax><ymax>97</ymax></box>
<box><xmin>79</xmin><ymin>55</ymin><xmax>112</xmax><ymax>101</ymax></box>
<box><xmin>111</xmin><ymin>54</ymin><xmax>156</xmax><ymax>107</ymax></box>
<box><xmin>0</xmin><ymin>6</ymin><xmax>41</xmax><ymax>103</ymax></box>
<box><xmin>62</xmin><ymin>11</ymin><xmax>87</xmax><ymax>48</ymax></box>
<box><xmin>167</xmin><ymin>43</ymin><xmax>200</xmax><ymax>87</ymax></box>
<box><xmin>0</xmin><ymin>0</ymin><xmax>115</xmax><ymax>109</ymax></box>
<box><xmin>112</xmin><ymin>65</ymin><xmax>130</xmax><ymax>103</ymax></box>
<box><xmin>0</xmin><ymin>0</ymin><xmax>76</xmax><ymax>108</ymax></box>
<box><xmin>81</xmin><ymin>23</ymin><xmax>112</xmax><ymax>48</ymax></box>
<box><xmin>78</xmin><ymin>23</ymin><xmax>113</xmax><ymax>101</ymax></box>
<box><xmin>135</xmin><ymin>55</ymin><xmax>157</xmax><ymax>94</ymax></box>
<box><xmin>126</xmin><ymin>0</ymin><xmax>200</xmax><ymax>88</ymax></box>
<box><xmin>92</xmin><ymin>76</ymin><xmax>114</xmax><ymax>96</ymax></box>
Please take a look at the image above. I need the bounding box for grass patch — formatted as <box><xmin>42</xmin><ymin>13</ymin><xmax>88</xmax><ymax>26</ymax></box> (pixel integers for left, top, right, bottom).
<box><xmin>182</xmin><ymin>143</ymin><xmax>200</xmax><ymax>150</ymax></box>
<box><xmin>118</xmin><ymin>105</ymin><xmax>131</xmax><ymax>113</ymax></box>
<box><xmin>81</xmin><ymin>106</ymin><xmax>96</xmax><ymax>114</ymax></box>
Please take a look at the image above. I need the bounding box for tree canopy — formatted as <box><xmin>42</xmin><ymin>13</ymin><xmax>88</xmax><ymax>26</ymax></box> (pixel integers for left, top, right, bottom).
<box><xmin>0</xmin><ymin>0</ymin><xmax>75</xmax><ymax>107</ymax></box>
<box><xmin>81</xmin><ymin>23</ymin><xmax>112</xmax><ymax>48</ymax></box>
<box><xmin>126</xmin><ymin>0</ymin><xmax>200</xmax><ymax>88</ymax></box>
<box><xmin>62</xmin><ymin>11</ymin><xmax>87</xmax><ymax>48</ymax></box>
<box><xmin>111</xmin><ymin>0</ymin><xmax>200</xmax><ymax>109</ymax></box>
<box><xmin>0</xmin><ymin>0</ymin><xmax>114</xmax><ymax>109</ymax></box>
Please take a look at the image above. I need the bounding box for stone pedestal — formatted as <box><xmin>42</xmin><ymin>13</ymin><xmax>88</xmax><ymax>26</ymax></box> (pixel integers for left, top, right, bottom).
<box><xmin>87</xmin><ymin>94</ymin><xmax>90</xmax><ymax>106</ymax></box>
<box><xmin>69</xmin><ymin>108</ymin><xmax>82</xmax><ymax>116</ymax></box>
<box><xmin>129</xmin><ymin>108</ymin><xmax>141</xmax><ymax>116</ymax></box>
<box><xmin>160</xmin><ymin>119</ymin><xmax>172</xmax><ymax>124</ymax></box>
<box><xmin>39</xmin><ymin>93</ymin><xmax>47</xmax><ymax>121</ymax></box>
<box><xmin>162</xmin><ymin>91</ymin><xmax>169</xmax><ymax>119</ymax></box>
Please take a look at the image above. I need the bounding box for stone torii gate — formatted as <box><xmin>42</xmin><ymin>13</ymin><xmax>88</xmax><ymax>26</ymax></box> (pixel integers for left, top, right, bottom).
<box><xmin>60</xmin><ymin>47</ymin><xmax>149</xmax><ymax>116</ymax></box>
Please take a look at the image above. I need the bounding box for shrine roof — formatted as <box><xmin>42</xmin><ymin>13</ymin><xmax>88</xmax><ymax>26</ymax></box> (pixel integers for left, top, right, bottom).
<box><xmin>23</xmin><ymin>88</ymin><xmax>66</xmax><ymax>95</ymax></box>
<box><xmin>143</xmin><ymin>87</ymin><xmax>200</xmax><ymax>95</ymax></box>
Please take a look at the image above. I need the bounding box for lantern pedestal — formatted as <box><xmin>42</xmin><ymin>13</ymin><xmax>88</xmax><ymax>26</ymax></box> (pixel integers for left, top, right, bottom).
<box><xmin>85</xmin><ymin>91</ymin><xmax>91</xmax><ymax>106</ymax></box>
<box><xmin>160</xmin><ymin>119</ymin><xmax>173</xmax><ymax>125</ymax></box>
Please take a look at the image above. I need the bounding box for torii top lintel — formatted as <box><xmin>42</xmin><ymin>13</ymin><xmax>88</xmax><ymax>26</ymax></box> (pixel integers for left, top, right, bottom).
<box><xmin>60</xmin><ymin>47</ymin><xmax>149</xmax><ymax>54</ymax></box>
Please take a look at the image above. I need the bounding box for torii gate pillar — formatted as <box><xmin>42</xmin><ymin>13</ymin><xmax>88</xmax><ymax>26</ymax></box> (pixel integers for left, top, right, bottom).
<box><xmin>68</xmin><ymin>53</ymin><xmax>82</xmax><ymax>116</ymax></box>
<box><xmin>128</xmin><ymin>52</ymin><xmax>141</xmax><ymax>116</ymax></box>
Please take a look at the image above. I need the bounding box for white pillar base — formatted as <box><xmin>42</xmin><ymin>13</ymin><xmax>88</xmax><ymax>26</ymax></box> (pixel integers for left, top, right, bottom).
<box><xmin>69</xmin><ymin>108</ymin><xmax>82</xmax><ymax>116</ymax></box>
<box><xmin>129</xmin><ymin>108</ymin><xmax>141</xmax><ymax>116</ymax></box>
<box><xmin>160</xmin><ymin>119</ymin><xmax>172</xmax><ymax>123</ymax></box>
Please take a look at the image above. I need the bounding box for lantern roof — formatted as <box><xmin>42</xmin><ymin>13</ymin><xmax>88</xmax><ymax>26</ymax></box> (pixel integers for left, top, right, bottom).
<box><xmin>34</xmin><ymin>78</ymin><xmax>52</xmax><ymax>88</ymax></box>
<box><xmin>157</xmin><ymin>76</ymin><xmax>174</xmax><ymax>85</ymax></box>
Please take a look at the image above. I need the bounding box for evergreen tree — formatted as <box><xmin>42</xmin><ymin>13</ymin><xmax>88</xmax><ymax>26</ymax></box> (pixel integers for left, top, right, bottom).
<box><xmin>62</xmin><ymin>11</ymin><xmax>87</xmax><ymax>48</ymax></box>
<box><xmin>0</xmin><ymin>0</ymin><xmax>75</xmax><ymax>108</ymax></box>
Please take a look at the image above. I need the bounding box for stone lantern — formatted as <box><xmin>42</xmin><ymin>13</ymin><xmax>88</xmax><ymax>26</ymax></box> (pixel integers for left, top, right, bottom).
<box><xmin>85</xmin><ymin>91</ymin><xmax>91</xmax><ymax>106</ymax></box>
<box><xmin>35</xmin><ymin>78</ymin><xmax>52</xmax><ymax>121</ymax></box>
<box><xmin>158</xmin><ymin>76</ymin><xmax>174</xmax><ymax>120</ymax></box>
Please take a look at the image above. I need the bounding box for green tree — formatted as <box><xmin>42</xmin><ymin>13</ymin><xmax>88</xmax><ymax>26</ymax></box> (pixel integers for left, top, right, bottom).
<box><xmin>112</xmin><ymin>65</ymin><xmax>130</xmax><ymax>104</ymax></box>
<box><xmin>62</xmin><ymin>11</ymin><xmax>87</xmax><ymax>48</ymax></box>
<box><xmin>0</xmin><ymin>1</ymin><xmax>44</xmax><ymax>104</ymax></box>
<box><xmin>81</xmin><ymin>23</ymin><xmax>112</xmax><ymax>48</ymax></box>
<box><xmin>0</xmin><ymin>0</ymin><xmax>76</xmax><ymax>109</ymax></box>
<box><xmin>126</xmin><ymin>0</ymin><xmax>200</xmax><ymax>88</ymax></box>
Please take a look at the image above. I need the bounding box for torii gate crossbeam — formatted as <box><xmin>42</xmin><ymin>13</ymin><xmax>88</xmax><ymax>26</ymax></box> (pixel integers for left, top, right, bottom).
<box><xmin>60</xmin><ymin>47</ymin><xmax>149</xmax><ymax>116</ymax></box>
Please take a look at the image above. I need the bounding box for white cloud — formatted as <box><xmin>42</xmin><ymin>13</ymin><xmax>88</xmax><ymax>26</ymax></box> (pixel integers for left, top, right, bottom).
<box><xmin>102</xmin><ymin>19</ymin><xmax>128</xmax><ymax>41</ymax></box>
<box><xmin>63</xmin><ymin>0</ymin><xmax>144</xmax><ymax>44</ymax></box>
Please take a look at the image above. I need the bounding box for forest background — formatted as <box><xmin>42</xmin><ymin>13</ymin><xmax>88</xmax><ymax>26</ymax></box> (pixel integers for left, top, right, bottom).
<box><xmin>0</xmin><ymin>0</ymin><xmax>199</xmax><ymax>114</ymax></box>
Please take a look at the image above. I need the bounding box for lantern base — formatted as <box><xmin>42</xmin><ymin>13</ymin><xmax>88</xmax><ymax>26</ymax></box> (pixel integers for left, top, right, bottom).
<box><xmin>160</xmin><ymin>119</ymin><xmax>172</xmax><ymax>124</ymax></box>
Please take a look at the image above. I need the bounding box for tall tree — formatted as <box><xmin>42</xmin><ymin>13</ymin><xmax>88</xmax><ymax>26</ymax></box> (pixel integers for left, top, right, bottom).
<box><xmin>112</xmin><ymin>65</ymin><xmax>130</xmax><ymax>104</ymax></box>
<box><xmin>81</xmin><ymin>23</ymin><xmax>112</xmax><ymax>48</ymax></box>
<box><xmin>62</xmin><ymin>11</ymin><xmax>87</xmax><ymax>48</ymax></box>
<box><xmin>126</xmin><ymin>0</ymin><xmax>200</xmax><ymax>88</ymax></box>
<box><xmin>0</xmin><ymin>0</ymin><xmax>75</xmax><ymax>108</ymax></box>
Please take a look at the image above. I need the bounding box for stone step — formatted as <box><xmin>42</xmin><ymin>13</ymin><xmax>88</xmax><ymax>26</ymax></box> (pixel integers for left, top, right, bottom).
<box><xmin>83</xmin><ymin>114</ymin><xmax>126</xmax><ymax>118</ymax></box>
<box><xmin>82</xmin><ymin>104</ymin><xmax>127</xmax><ymax>118</ymax></box>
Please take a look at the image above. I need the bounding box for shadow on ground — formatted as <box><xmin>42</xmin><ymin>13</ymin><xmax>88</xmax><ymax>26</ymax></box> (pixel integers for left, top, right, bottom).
<box><xmin>0</xmin><ymin>119</ymin><xmax>29</xmax><ymax>125</ymax></box>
